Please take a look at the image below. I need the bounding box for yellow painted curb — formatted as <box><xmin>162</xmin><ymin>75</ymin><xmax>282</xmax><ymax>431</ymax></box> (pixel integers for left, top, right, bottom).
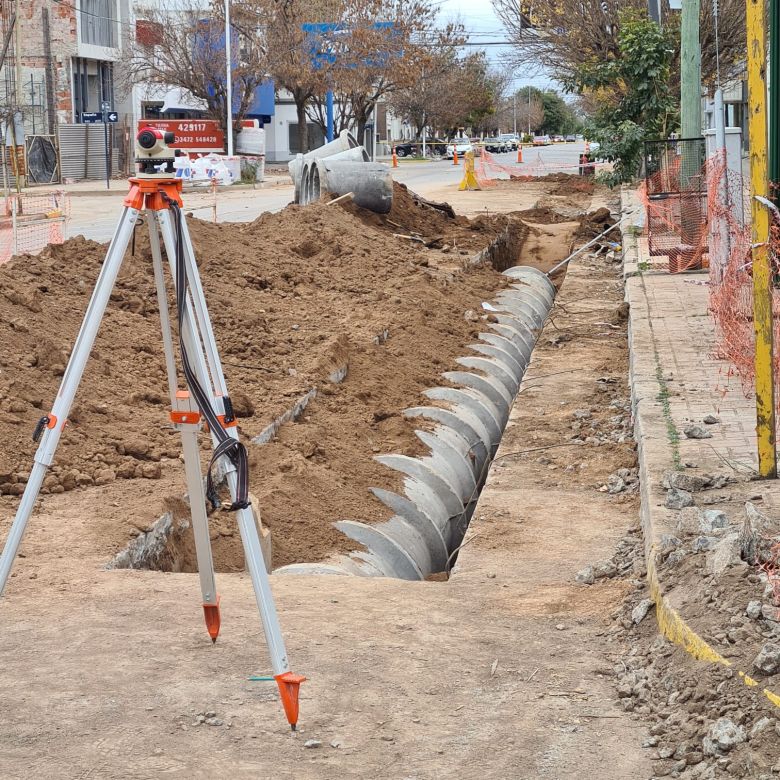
<box><xmin>647</xmin><ymin>548</ymin><xmax>780</xmax><ymax>710</ymax></box>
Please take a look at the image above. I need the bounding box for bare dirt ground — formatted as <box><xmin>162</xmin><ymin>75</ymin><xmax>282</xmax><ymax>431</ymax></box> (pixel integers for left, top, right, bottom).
<box><xmin>0</xmin><ymin>177</ymin><xmax>608</xmax><ymax>574</ymax></box>
<box><xmin>0</xmin><ymin>175</ymin><xmax>676</xmax><ymax>779</ymax></box>
<box><xmin>0</xmin><ymin>178</ymin><xmax>660</xmax><ymax>777</ymax></box>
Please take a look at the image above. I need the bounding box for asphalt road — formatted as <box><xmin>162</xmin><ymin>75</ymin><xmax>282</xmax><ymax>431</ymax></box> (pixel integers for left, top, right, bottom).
<box><xmin>65</xmin><ymin>142</ymin><xmax>588</xmax><ymax>243</ymax></box>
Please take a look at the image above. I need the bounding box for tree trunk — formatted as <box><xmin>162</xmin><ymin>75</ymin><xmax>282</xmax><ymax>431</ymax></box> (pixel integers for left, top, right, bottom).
<box><xmin>295</xmin><ymin>92</ymin><xmax>309</xmax><ymax>154</ymax></box>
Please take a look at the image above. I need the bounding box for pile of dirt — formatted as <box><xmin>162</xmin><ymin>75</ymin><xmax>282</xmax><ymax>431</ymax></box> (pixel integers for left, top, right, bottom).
<box><xmin>0</xmin><ymin>187</ymin><xmax>563</xmax><ymax>570</ymax></box>
<box><xmin>575</xmin><ymin>206</ymin><xmax>616</xmax><ymax>239</ymax></box>
<box><xmin>511</xmin><ymin>206</ymin><xmax>574</xmax><ymax>225</ymax></box>
<box><xmin>342</xmin><ymin>181</ymin><xmax>508</xmax><ymax>251</ymax></box>
<box><xmin>609</xmin><ymin>531</ymin><xmax>780</xmax><ymax>779</ymax></box>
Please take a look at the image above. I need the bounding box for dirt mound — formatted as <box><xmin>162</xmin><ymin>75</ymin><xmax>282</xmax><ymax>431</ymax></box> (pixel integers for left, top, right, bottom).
<box><xmin>575</xmin><ymin>206</ymin><xmax>616</xmax><ymax>239</ymax></box>
<box><xmin>511</xmin><ymin>207</ymin><xmax>573</xmax><ymax>225</ymax></box>
<box><xmin>341</xmin><ymin>181</ymin><xmax>507</xmax><ymax>250</ymax></box>
<box><xmin>0</xmin><ymin>191</ymin><xmax>540</xmax><ymax>569</ymax></box>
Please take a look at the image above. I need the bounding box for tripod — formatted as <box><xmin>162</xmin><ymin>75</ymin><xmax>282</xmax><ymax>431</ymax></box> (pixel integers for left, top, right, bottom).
<box><xmin>0</xmin><ymin>176</ymin><xmax>305</xmax><ymax>729</ymax></box>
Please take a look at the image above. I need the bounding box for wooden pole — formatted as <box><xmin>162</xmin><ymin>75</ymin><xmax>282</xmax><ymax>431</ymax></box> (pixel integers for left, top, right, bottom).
<box><xmin>747</xmin><ymin>0</ymin><xmax>777</xmax><ymax>477</ymax></box>
<box><xmin>680</xmin><ymin>0</ymin><xmax>702</xmax><ymax>140</ymax></box>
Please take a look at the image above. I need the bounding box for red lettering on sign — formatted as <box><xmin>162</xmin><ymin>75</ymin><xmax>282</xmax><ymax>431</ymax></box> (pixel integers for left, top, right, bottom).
<box><xmin>137</xmin><ymin>120</ymin><xmax>225</xmax><ymax>152</ymax></box>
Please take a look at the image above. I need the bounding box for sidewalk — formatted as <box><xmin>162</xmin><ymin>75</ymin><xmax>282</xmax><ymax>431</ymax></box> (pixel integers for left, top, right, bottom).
<box><xmin>18</xmin><ymin>173</ymin><xmax>292</xmax><ymax>198</ymax></box>
<box><xmin>623</xmin><ymin>187</ymin><xmax>780</xmax><ymax>712</ymax></box>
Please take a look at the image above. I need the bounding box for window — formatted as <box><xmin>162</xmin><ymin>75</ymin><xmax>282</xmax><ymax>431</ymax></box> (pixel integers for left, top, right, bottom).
<box><xmin>288</xmin><ymin>123</ymin><xmax>325</xmax><ymax>155</ymax></box>
<box><xmin>80</xmin><ymin>0</ymin><xmax>116</xmax><ymax>48</ymax></box>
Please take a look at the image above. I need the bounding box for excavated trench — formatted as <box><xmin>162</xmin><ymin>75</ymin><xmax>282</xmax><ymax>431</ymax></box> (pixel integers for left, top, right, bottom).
<box><xmin>108</xmin><ymin>215</ymin><xmax>579</xmax><ymax>580</ymax></box>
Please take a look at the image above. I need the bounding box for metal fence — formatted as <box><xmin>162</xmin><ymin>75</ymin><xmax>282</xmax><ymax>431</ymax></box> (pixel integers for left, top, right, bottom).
<box><xmin>643</xmin><ymin>137</ymin><xmax>708</xmax><ymax>271</ymax></box>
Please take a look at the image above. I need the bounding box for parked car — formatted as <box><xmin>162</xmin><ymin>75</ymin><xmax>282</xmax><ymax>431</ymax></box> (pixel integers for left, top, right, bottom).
<box><xmin>564</xmin><ymin>134</ymin><xmax>577</xmax><ymax>143</ymax></box>
<box><xmin>446</xmin><ymin>138</ymin><xmax>474</xmax><ymax>159</ymax></box>
<box><xmin>394</xmin><ymin>138</ymin><xmax>447</xmax><ymax>158</ymax></box>
<box><xmin>533</xmin><ymin>135</ymin><xmax>552</xmax><ymax>146</ymax></box>
<box><xmin>498</xmin><ymin>133</ymin><xmax>520</xmax><ymax>150</ymax></box>
<box><xmin>482</xmin><ymin>137</ymin><xmax>507</xmax><ymax>153</ymax></box>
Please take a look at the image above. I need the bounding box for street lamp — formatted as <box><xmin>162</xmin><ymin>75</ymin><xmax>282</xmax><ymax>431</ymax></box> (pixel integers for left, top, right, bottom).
<box><xmin>225</xmin><ymin>0</ymin><xmax>234</xmax><ymax>156</ymax></box>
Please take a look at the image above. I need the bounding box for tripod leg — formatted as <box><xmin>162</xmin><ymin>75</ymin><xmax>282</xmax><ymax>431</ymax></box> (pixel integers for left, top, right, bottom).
<box><xmin>148</xmin><ymin>215</ymin><xmax>220</xmax><ymax>641</ymax></box>
<box><xmin>157</xmin><ymin>207</ymin><xmax>305</xmax><ymax>729</ymax></box>
<box><xmin>0</xmin><ymin>207</ymin><xmax>140</xmax><ymax>595</ymax></box>
<box><xmin>179</xmin><ymin>412</ymin><xmax>220</xmax><ymax>641</ymax></box>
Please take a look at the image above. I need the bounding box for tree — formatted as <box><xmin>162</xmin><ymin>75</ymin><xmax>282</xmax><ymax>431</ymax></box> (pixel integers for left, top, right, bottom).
<box><xmin>569</xmin><ymin>12</ymin><xmax>677</xmax><ymax>185</ymax></box>
<box><xmin>257</xmin><ymin>0</ymin><xmax>339</xmax><ymax>154</ymax></box>
<box><xmin>382</xmin><ymin>27</ymin><xmax>464</xmax><ymax>140</ymax></box>
<box><xmin>123</xmin><ymin>0</ymin><xmax>270</xmax><ymax>145</ymax></box>
<box><xmin>509</xmin><ymin>89</ymin><xmax>545</xmax><ymax>136</ymax></box>
<box><xmin>493</xmin><ymin>0</ymin><xmax>745</xmax><ymax>91</ymax></box>
<box><xmin>536</xmin><ymin>91</ymin><xmax>580</xmax><ymax>135</ymax></box>
<box><xmin>305</xmin><ymin>0</ymin><xmax>463</xmax><ymax>142</ymax></box>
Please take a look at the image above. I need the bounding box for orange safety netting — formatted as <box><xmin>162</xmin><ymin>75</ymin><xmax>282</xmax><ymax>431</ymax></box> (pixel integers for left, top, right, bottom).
<box><xmin>0</xmin><ymin>191</ymin><xmax>70</xmax><ymax>265</ymax></box>
<box><xmin>474</xmin><ymin>148</ymin><xmax>603</xmax><ymax>189</ymax></box>
<box><xmin>640</xmin><ymin>139</ymin><xmax>710</xmax><ymax>273</ymax></box>
<box><xmin>707</xmin><ymin>150</ymin><xmax>780</xmax><ymax>399</ymax></box>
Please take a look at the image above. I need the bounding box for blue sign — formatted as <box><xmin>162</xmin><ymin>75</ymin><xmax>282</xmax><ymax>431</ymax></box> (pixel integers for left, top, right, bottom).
<box><xmin>81</xmin><ymin>112</ymin><xmax>101</xmax><ymax>123</ymax></box>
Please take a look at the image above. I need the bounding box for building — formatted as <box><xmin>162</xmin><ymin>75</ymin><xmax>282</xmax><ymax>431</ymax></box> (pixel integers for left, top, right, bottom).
<box><xmin>3</xmin><ymin>0</ymin><xmax>134</xmax><ymax>182</ymax></box>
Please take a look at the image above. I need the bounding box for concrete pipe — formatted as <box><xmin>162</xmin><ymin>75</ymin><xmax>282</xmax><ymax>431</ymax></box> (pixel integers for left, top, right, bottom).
<box><xmin>306</xmin><ymin>162</ymin><xmax>322</xmax><ymax>205</ymax></box>
<box><xmin>316</xmin><ymin>160</ymin><xmax>393</xmax><ymax>214</ymax></box>
<box><xmin>277</xmin><ymin>265</ymin><xmax>558</xmax><ymax>581</ymax></box>
<box><xmin>323</xmin><ymin>146</ymin><xmax>370</xmax><ymax>164</ymax></box>
<box><xmin>288</xmin><ymin>130</ymin><xmax>359</xmax><ymax>199</ymax></box>
<box><xmin>299</xmin><ymin>161</ymin><xmax>312</xmax><ymax>205</ymax></box>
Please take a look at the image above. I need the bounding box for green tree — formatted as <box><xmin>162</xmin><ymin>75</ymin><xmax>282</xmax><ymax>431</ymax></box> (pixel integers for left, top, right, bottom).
<box><xmin>565</xmin><ymin>11</ymin><xmax>677</xmax><ymax>186</ymax></box>
<box><xmin>537</xmin><ymin>91</ymin><xmax>580</xmax><ymax>136</ymax></box>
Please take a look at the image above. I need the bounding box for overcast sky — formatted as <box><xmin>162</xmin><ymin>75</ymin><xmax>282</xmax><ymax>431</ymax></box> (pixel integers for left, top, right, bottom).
<box><xmin>436</xmin><ymin>0</ymin><xmax>557</xmax><ymax>90</ymax></box>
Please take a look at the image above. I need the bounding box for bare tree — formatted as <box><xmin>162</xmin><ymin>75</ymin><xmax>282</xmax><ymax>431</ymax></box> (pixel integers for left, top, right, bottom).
<box><xmin>259</xmin><ymin>0</ymin><xmax>339</xmax><ymax>154</ymax></box>
<box><xmin>124</xmin><ymin>0</ymin><xmax>269</xmax><ymax>145</ymax></box>
<box><xmin>493</xmin><ymin>0</ymin><xmax>746</xmax><ymax>90</ymax></box>
<box><xmin>306</xmin><ymin>0</ymin><xmax>463</xmax><ymax>142</ymax></box>
<box><xmin>385</xmin><ymin>26</ymin><xmax>465</xmax><ymax>140</ymax></box>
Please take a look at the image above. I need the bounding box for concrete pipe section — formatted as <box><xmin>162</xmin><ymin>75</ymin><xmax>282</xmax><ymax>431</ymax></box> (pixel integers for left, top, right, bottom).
<box><xmin>313</xmin><ymin>160</ymin><xmax>393</xmax><ymax>213</ymax></box>
<box><xmin>289</xmin><ymin>130</ymin><xmax>358</xmax><ymax>201</ymax></box>
<box><xmin>276</xmin><ymin>266</ymin><xmax>558</xmax><ymax>580</ymax></box>
<box><xmin>289</xmin><ymin>131</ymin><xmax>393</xmax><ymax>213</ymax></box>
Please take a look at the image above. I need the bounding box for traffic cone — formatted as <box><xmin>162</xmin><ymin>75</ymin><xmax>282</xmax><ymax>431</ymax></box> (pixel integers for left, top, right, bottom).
<box><xmin>392</xmin><ymin>148</ymin><xmax>398</xmax><ymax>168</ymax></box>
<box><xmin>517</xmin><ymin>146</ymin><xmax>523</xmax><ymax>163</ymax></box>
<box><xmin>453</xmin><ymin>151</ymin><xmax>459</xmax><ymax>165</ymax></box>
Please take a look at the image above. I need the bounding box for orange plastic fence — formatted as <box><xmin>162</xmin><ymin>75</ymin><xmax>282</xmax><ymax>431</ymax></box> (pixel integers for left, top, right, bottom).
<box><xmin>474</xmin><ymin>148</ymin><xmax>604</xmax><ymax>188</ymax></box>
<box><xmin>707</xmin><ymin>151</ymin><xmax>778</xmax><ymax>398</ymax></box>
<box><xmin>0</xmin><ymin>191</ymin><xmax>70</xmax><ymax>265</ymax></box>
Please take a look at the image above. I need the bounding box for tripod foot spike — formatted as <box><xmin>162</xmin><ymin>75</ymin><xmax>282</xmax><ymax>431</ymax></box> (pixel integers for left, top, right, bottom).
<box><xmin>203</xmin><ymin>598</ymin><xmax>221</xmax><ymax>642</ymax></box>
<box><xmin>275</xmin><ymin>671</ymin><xmax>306</xmax><ymax>729</ymax></box>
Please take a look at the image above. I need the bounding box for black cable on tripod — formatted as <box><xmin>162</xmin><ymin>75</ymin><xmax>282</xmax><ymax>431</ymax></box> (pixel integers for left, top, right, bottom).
<box><xmin>166</xmin><ymin>198</ymin><xmax>250</xmax><ymax>512</ymax></box>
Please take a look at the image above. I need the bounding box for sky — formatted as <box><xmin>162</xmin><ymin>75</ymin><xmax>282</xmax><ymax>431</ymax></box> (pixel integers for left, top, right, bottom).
<box><xmin>435</xmin><ymin>0</ymin><xmax>557</xmax><ymax>91</ymax></box>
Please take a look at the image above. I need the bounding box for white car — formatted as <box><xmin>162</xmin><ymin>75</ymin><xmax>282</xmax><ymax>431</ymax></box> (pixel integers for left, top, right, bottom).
<box><xmin>446</xmin><ymin>139</ymin><xmax>473</xmax><ymax>159</ymax></box>
<box><xmin>498</xmin><ymin>133</ymin><xmax>520</xmax><ymax>150</ymax></box>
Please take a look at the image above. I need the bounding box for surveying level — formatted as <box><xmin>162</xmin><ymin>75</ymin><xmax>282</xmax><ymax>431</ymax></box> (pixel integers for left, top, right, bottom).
<box><xmin>0</xmin><ymin>133</ymin><xmax>305</xmax><ymax>729</ymax></box>
<box><xmin>135</xmin><ymin>127</ymin><xmax>177</xmax><ymax>178</ymax></box>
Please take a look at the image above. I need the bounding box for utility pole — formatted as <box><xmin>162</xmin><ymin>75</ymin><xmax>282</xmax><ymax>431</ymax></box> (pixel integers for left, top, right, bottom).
<box><xmin>13</xmin><ymin>0</ymin><xmax>21</xmax><ymax>110</ymax></box>
<box><xmin>771</xmin><ymin>0</ymin><xmax>780</xmax><ymax>207</ymax></box>
<box><xmin>527</xmin><ymin>86</ymin><xmax>531</xmax><ymax>137</ymax></box>
<box><xmin>747</xmin><ymin>0</ymin><xmax>777</xmax><ymax>477</ymax></box>
<box><xmin>680</xmin><ymin>0</ymin><xmax>702</xmax><ymax>139</ymax></box>
<box><xmin>513</xmin><ymin>93</ymin><xmax>517</xmax><ymax>135</ymax></box>
<box><xmin>224</xmin><ymin>0</ymin><xmax>234</xmax><ymax>157</ymax></box>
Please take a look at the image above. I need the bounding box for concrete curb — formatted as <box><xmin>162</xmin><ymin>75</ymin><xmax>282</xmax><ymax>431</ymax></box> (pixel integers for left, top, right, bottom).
<box><xmin>621</xmin><ymin>187</ymin><xmax>780</xmax><ymax>711</ymax></box>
